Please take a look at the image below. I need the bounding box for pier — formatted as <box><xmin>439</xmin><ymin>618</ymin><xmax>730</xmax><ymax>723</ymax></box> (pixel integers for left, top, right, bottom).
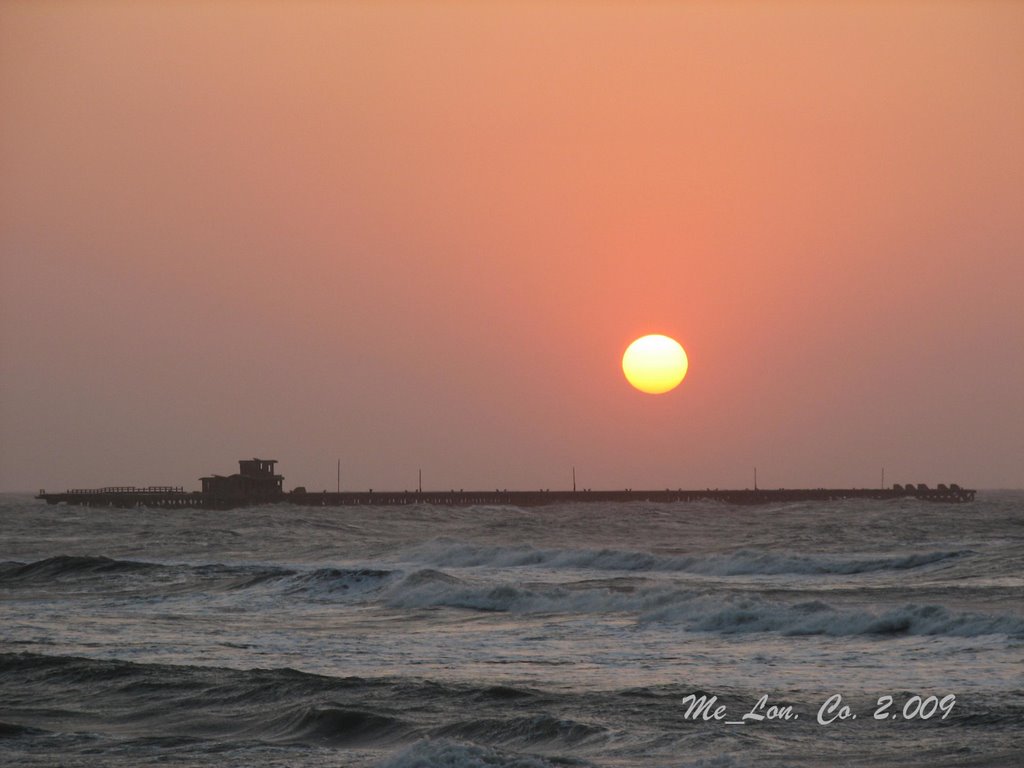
<box><xmin>35</xmin><ymin>459</ymin><xmax>976</xmax><ymax>508</ymax></box>
<box><xmin>284</xmin><ymin>486</ymin><xmax>976</xmax><ymax>507</ymax></box>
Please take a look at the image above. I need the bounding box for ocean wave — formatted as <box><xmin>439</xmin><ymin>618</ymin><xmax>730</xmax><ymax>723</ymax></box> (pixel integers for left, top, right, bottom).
<box><xmin>474</xmin><ymin>685</ymin><xmax>539</xmax><ymax>702</ymax></box>
<box><xmin>381</xmin><ymin>732</ymin><xmax>745</xmax><ymax>768</ymax></box>
<box><xmin>0</xmin><ymin>555</ymin><xmax>162</xmax><ymax>581</ymax></box>
<box><xmin>0</xmin><ymin>653</ymin><xmax>601</xmax><ymax>757</ymax></box>
<box><xmin>643</xmin><ymin>597</ymin><xmax>1024</xmax><ymax>638</ymax></box>
<box><xmin>433</xmin><ymin>715</ymin><xmax>605</xmax><ymax>748</ymax></box>
<box><xmin>382</xmin><ymin>573</ymin><xmax>1024</xmax><ymax>638</ymax></box>
<box><xmin>402</xmin><ymin>539</ymin><xmax>969</xmax><ymax>576</ymax></box>
<box><xmin>0</xmin><ymin>653</ymin><xmax>544</xmax><ymax>719</ymax></box>
<box><xmin>378</xmin><ymin>739</ymin><xmax>583</xmax><ymax>768</ymax></box>
<box><xmin>262</xmin><ymin>704</ymin><xmax>410</xmax><ymax>745</ymax></box>
<box><xmin>0</xmin><ymin>653</ymin><xmax>408</xmax><ymax>747</ymax></box>
<box><xmin>0</xmin><ymin>555</ymin><xmax>395</xmax><ymax>599</ymax></box>
<box><xmin>284</xmin><ymin>567</ymin><xmax>395</xmax><ymax>596</ymax></box>
<box><xmin>383</xmin><ymin>572</ymin><xmax>646</xmax><ymax>614</ymax></box>
<box><xmin>0</xmin><ymin>721</ymin><xmax>50</xmax><ymax>739</ymax></box>
<box><xmin>0</xmin><ymin>544</ymin><xmax>968</xmax><ymax>604</ymax></box>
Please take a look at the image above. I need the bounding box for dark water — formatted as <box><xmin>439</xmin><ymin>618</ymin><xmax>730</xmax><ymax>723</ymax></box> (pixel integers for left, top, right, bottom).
<box><xmin>1</xmin><ymin>493</ymin><xmax>1022</xmax><ymax>766</ymax></box>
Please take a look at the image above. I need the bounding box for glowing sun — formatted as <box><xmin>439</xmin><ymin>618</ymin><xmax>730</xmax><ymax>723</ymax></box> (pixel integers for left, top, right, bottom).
<box><xmin>622</xmin><ymin>334</ymin><xmax>689</xmax><ymax>394</ymax></box>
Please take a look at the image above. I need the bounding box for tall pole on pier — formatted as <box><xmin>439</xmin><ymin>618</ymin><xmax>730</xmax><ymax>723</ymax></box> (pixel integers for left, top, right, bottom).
<box><xmin>337</xmin><ymin>459</ymin><xmax>340</xmax><ymax>494</ymax></box>
<box><xmin>881</xmin><ymin>466</ymin><xmax>885</xmax><ymax>489</ymax></box>
<box><xmin>754</xmin><ymin>467</ymin><xmax>758</xmax><ymax>490</ymax></box>
<box><xmin>418</xmin><ymin>468</ymin><xmax>422</xmax><ymax>493</ymax></box>
<box><xmin>572</xmin><ymin>465</ymin><xmax>576</xmax><ymax>492</ymax></box>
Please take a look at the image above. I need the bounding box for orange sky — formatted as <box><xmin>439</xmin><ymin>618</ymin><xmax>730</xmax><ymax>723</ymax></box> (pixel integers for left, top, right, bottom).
<box><xmin>1</xmin><ymin>2</ymin><xmax>1022</xmax><ymax>491</ymax></box>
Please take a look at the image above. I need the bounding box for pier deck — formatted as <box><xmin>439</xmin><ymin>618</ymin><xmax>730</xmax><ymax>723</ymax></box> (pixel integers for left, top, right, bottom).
<box><xmin>36</xmin><ymin>485</ymin><xmax>976</xmax><ymax>509</ymax></box>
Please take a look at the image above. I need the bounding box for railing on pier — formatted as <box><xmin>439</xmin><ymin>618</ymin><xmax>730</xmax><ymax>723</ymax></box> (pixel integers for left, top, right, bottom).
<box><xmin>66</xmin><ymin>486</ymin><xmax>185</xmax><ymax>495</ymax></box>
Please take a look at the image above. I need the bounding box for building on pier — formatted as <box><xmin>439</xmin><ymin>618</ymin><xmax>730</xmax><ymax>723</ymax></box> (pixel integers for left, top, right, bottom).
<box><xmin>200</xmin><ymin>458</ymin><xmax>283</xmax><ymax>500</ymax></box>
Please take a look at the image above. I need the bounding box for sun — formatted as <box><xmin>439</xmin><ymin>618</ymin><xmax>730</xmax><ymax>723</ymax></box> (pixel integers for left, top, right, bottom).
<box><xmin>622</xmin><ymin>334</ymin><xmax>688</xmax><ymax>394</ymax></box>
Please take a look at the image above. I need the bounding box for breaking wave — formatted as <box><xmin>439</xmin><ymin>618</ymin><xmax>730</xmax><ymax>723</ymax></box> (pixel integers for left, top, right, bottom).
<box><xmin>402</xmin><ymin>539</ymin><xmax>969</xmax><ymax>576</ymax></box>
<box><xmin>383</xmin><ymin>573</ymin><xmax>1024</xmax><ymax>638</ymax></box>
<box><xmin>641</xmin><ymin>597</ymin><xmax>1024</xmax><ymax>638</ymax></box>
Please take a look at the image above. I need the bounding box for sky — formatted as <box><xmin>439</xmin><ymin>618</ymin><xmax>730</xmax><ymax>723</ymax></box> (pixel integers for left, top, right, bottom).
<box><xmin>1</xmin><ymin>2</ymin><xmax>1022</xmax><ymax>493</ymax></box>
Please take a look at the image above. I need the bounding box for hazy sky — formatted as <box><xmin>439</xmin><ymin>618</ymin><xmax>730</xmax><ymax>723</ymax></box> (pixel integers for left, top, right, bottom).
<box><xmin>2</xmin><ymin>2</ymin><xmax>1022</xmax><ymax>492</ymax></box>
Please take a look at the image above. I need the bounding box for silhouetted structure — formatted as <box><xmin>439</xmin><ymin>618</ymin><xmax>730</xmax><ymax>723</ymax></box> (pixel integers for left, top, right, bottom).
<box><xmin>36</xmin><ymin>460</ymin><xmax>976</xmax><ymax>508</ymax></box>
<box><xmin>200</xmin><ymin>458</ymin><xmax>283</xmax><ymax>502</ymax></box>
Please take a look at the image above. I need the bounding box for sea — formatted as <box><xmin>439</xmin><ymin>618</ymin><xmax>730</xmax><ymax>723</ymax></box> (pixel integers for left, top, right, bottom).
<box><xmin>1</xmin><ymin>492</ymin><xmax>1022</xmax><ymax>767</ymax></box>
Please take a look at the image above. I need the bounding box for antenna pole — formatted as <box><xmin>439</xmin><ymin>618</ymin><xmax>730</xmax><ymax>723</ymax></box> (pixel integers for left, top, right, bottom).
<box><xmin>337</xmin><ymin>459</ymin><xmax>340</xmax><ymax>494</ymax></box>
<box><xmin>418</xmin><ymin>468</ymin><xmax>422</xmax><ymax>493</ymax></box>
<box><xmin>754</xmin><ymin>467</ymin><xmax>758</xmax><ymax>490</ymax></box>
<box><xmin>881</xmin><ymin>466</ymin><xmax>885</xmax><ymax>489</ymax></box>
<box><xmin>572</xmin><ymin>465</ymin><xmax>576</xmax><ymax>492</ymax></box>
